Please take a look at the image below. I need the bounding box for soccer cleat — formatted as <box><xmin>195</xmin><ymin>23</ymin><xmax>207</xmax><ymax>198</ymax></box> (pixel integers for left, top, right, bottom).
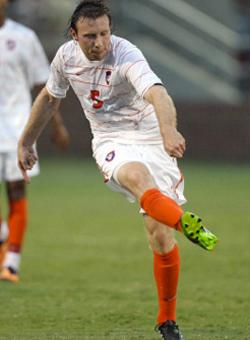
<box><xmin>0</xmin><ymin>240</ymin><xmax>8</xmax><ymax>268</ymax></box>
<box><xmin>0</xmin><ymin>267</ymin><xmax>19</xmax><ymax>283</ymax></box>
<box><xmin>180</xmin><ymin>211</ymin><xmax>218</xmax><ymax>251</ymax></box>
<box><xmin>156</xmin><ymin>320</ymin><xmax>184</xmax><ymax>340</ymax></box>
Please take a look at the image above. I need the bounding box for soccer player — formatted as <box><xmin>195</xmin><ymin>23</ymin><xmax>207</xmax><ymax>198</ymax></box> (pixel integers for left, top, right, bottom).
<box><xmin>0</xmin><ymin>0</ymin><xmax>70</xmax><ymax>283</ymax></box>
<box><xmin>17</xmin><ymin>1</ymin><xmax>218</xmax><ymax>338</ymax></box>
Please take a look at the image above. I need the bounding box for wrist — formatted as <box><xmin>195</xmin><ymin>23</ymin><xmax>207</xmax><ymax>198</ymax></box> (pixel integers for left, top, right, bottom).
<box><xmin>160</xmin><ymin>125</ymin><xmax>176</xmax><ymax>134</ymax></box>
<box><xmin>18</xmin><ymin>136</ymin><xmax>35</xmax><ymax>148</ymax></box>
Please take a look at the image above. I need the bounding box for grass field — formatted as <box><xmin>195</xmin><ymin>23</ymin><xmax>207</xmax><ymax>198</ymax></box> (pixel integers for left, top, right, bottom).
<box><xmin>0</xmin><ymin>158</ymin><xmax>250</xmax><ymax>340</ymax></box>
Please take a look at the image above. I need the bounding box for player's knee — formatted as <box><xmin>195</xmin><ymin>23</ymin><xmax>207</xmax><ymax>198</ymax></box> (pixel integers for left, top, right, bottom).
<box><xmin>127</xmin><ymin>170</ymin><xmax>146</xmax><ymax>187</ymax></box>
<box><xmin>6</xmin><ymin>180</ymin><xmax>26</xmax><ymax>201</ymax></box>
<box><xmin>118</xmin><ymin>162</ymin><xmax>153</xmax><ymax>195</ymax></box>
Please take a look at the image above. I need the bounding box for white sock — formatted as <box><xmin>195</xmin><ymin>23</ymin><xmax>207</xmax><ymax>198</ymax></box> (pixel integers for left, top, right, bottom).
<box><xmin>3</xmin><ymin>252</ymin><xmax>21</xmax><ymax>272</ymax></box>
<box><xmin>0</xmin><ymin>221</ymin><xmax>9</xmax><ymax>243</ymax></box>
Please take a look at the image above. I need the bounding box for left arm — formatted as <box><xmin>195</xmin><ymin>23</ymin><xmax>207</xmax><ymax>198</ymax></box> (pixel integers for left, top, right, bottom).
<box><xmin>144</xmin><ymin>85</ymin><xmax>186</xmax><ymax>158</ymax></box>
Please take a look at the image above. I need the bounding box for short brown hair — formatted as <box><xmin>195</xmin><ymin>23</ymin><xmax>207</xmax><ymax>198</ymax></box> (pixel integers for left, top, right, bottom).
<box><xmin>67</xmin><ymin>0</ymin><xmax>112</xmax><ymax>34</ymax></box>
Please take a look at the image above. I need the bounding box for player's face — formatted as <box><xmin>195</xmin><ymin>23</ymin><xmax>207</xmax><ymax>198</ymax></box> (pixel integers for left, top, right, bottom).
<box><xmin>71</xmin><ymin>15</ymin><xmax>111</xmax><ymax>61</ymax></box>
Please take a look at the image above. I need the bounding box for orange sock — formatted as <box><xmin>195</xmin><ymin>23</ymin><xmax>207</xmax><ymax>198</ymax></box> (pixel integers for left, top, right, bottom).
<box><xmin>7</xmin><ymin>198</ymin><xmax>28</xmax><ymax>253</ymax></box>
<box><xmin>140</xmin><ymin>189</ymin><xmax>183</xmax><ymax>230</ymax></box>
<box><xmin>154</xmin><ymin>245</ymin><xmax>180</xmax><ymax>324</ymax></box>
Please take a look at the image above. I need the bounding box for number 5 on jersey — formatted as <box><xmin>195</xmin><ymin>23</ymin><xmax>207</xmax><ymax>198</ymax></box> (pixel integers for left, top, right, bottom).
<box><xmin>90</xmin><ymin>90</ymin><xmax>104</xmax><ymax>109</ymax></box>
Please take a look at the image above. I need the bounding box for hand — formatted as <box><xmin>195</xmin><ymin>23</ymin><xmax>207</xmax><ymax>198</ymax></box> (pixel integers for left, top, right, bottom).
<box><xmin>162</xmin><ymin>127</ymin><xmax>186</xmax><ymax>158</ymax></box>
<box><xmin>51</xmin><ymin>124</ymin><xmax>70</xmax><ymax>150</ymax></box>
<box><xmin>18</xmin><ymin>144</ymin><xmax>38</xmax><ymax>184</ymax></box>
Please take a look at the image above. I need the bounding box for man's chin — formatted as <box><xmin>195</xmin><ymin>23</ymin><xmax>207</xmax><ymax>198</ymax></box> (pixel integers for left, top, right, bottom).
<box><xmin>89</xmin><ymin>51</ymin><xmax>107</xmax><ymax>61</ymax></box>
<box><xmin>90</xmin><ymin>57</ymin><xmax>102</xmax><ymax>61</ymax></box>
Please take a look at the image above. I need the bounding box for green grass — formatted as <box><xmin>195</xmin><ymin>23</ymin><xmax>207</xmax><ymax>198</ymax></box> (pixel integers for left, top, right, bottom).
<box><xmin>0</xmin><ymin>159</ymin><xmax>250</xmax><ymax>339</ymax></box>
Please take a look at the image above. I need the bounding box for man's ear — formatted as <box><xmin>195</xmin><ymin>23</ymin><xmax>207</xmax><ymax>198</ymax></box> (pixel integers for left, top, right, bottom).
<box><xmin>70</xmin><ymin>28</ymin><xmax>78</xmax><ymax>41</ymax></box>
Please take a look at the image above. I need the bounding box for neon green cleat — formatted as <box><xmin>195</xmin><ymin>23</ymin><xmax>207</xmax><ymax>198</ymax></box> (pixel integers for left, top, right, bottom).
<box><xmin>180</xmin><ymin>211</ymin><xmax>218</xmax><ymax>250</ymax></box>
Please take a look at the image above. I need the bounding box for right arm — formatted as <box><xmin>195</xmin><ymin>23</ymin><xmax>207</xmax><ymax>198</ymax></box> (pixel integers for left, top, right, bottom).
<box><xmin>18</xmin><ymin>87</ymin><xmax>61</xmax><ymax>182</ymax></box>
<box><xmin>33</xmin><ymin>85</ymin><xmax>70</xmax><ymax>150</ymax></box>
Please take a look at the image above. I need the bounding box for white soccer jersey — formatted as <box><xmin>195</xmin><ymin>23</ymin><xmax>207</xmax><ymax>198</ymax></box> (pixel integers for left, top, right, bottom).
<box><xmin>0</xmin><ymin>19</ymin><xmax>50</xmax><ymax>151</ymax></box>
<box><xmin>46</xmin><ymin>35</ymin><xmax>164</xmax><ymax>145</ymax></box>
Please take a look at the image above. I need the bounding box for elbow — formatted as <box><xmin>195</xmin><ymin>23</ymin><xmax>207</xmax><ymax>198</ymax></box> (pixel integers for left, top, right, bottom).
<box><xmin>38</xmin><ymin>87</ymin><xmax>60</xmax><ymax>111</ymax></box>
<box><xmin>144</xmin><ymin>84</ymin><xmax>169</xmax><ymax>104</ymax></box>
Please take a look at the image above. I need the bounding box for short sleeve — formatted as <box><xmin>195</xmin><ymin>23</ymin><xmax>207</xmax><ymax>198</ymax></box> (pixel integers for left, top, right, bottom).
<box><xmin>46</xmin><ymin>47</ymin><xmax>70</xmax><ymax>98</ymax></box>
<box><xmin>120</xmin><ymin>46</ymin><xmax>163</xmax><ymax>97</ymax></box>
<box><xmin>27</xmin><ymin>32</ymin><xmax>50</xmax><ymax>86</ymax></box>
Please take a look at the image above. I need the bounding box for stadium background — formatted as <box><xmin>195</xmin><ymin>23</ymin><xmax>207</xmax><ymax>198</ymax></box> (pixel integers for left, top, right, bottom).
<box><xmin>8</xmin><ymin>0</ymin><xmax>250</xmax><ymax>161</ymax></box>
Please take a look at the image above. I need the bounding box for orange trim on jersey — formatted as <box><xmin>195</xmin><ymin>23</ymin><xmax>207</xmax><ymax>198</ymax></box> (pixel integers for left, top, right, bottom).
<box><xmin>70</xmin><ymin>77</ymin><xmax>126</xmax><ymax>89</ymax></box>
<box><xmin>96</xmin><ymin>66</ymin><xmax>114</xmax><ymax>71</ymax></box>
<box><xmin>84</xmin><ymin>105</ymin><xmax>154</xmax><ymax>119</ymax></box>
<box><xmin>172</xmin><ymin>172</ymin><xmax>184</xmax><ymax>199</ymax></box>
<box><xmin>64</xmin><ymin>63</ymin><xmax>87</xmax><ymax>68</ymax></box>
<box><xmin>71</xmin><ymin>78</ymin><xmax>110</xmax><ymax>88</ymax></box>
<box><xmin>70</xmin><ymin>66</ymin><xmax>114</xmax><ymax>76</ymax></box>
<box><xmin>73</xmin><ymin>87</ymin><xmax>132</xmax><ymax>99</ymax></box>
<box><xmin>141</xmin><ymin>110</ymin><xmax>157</xmax><ymax>121</ymax></box>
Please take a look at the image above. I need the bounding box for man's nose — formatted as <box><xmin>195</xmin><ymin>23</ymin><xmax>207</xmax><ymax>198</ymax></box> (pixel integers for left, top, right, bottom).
<box><xmin>94</xmin><ymin>36</ymin><xmax>103</xmax><ymax>48</ymax></box>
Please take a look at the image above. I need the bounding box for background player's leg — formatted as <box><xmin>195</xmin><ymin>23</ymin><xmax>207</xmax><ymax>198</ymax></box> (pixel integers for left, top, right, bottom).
<box><xmin>0</xmin><ymin>194</ymin><xmax>2</xmax><ymax>243</ymax></box>
<box><xmin>0</xmin><ymin>197</ymin><xmax>9</xmax><ymax>267</ymax></box>
<box><xmin>0</xmin><ymin>180</ymin><xmax>27</xmax><ymax>282</ymax></box>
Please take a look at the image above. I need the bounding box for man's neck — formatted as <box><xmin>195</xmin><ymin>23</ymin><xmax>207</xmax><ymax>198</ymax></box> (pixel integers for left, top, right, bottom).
<box><xmin>0</xmin><ymin>13</ymin><xmax>6</xmax><ymax>28</ymax></box>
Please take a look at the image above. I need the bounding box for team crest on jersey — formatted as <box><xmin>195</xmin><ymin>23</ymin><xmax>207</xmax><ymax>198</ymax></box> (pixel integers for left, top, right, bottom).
<box><xmin>105</xmin><ymin>150</ymin><xmax>115</xmax><ymax>162</ymax></box>
<box><xmin>105</xmin><ymin>70</ymin><xmax>112</xmax><ymax>85</ymax></box>
<box><xmin>6</xmin><ymin>39</ymin><xmax>16</xmax><ymax>50</ymax></box>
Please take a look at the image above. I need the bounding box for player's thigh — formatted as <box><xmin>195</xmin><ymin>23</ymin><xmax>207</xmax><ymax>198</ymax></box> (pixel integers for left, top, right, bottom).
<box><xmin>140</xmin><ymin>144</ymin><xmax>186</xmax><ymax>206</ymax></box>
<box><xmin>93</xmin><ymin>142</ymin><xmax>184</xmax><ymax>204</ymax></box>
<box><xmin>116</xmin><ymin>161</ymin><xmax>155</xmax><ymax>198</ymax></box>
<box><xmin>93</xmin><ymin>142</ymin><xmax>155</xmax><ymax>199</ymax></box>
<box><xmin>93</xmin><ymin>142</ymin><xmax>145</xmax><ymax>180</ymax></box>
<box><xmin>144</xmin><ymin>215</ymin><xmax>176</xmax><ymax>254</ymax></box>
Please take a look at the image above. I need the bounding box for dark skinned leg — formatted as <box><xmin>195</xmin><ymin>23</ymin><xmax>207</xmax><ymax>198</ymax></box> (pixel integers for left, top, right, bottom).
<box><xmin>6</xmin><ymin>180</ymin><xmax>27</xmax><ymax>253</ymax></box>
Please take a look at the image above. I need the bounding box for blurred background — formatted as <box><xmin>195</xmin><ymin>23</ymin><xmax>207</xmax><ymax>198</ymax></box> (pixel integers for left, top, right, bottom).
<box><xmin>8</xmin><ymin>0</ymin><xmax>250</xmax><ymax>162</ymax></box>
